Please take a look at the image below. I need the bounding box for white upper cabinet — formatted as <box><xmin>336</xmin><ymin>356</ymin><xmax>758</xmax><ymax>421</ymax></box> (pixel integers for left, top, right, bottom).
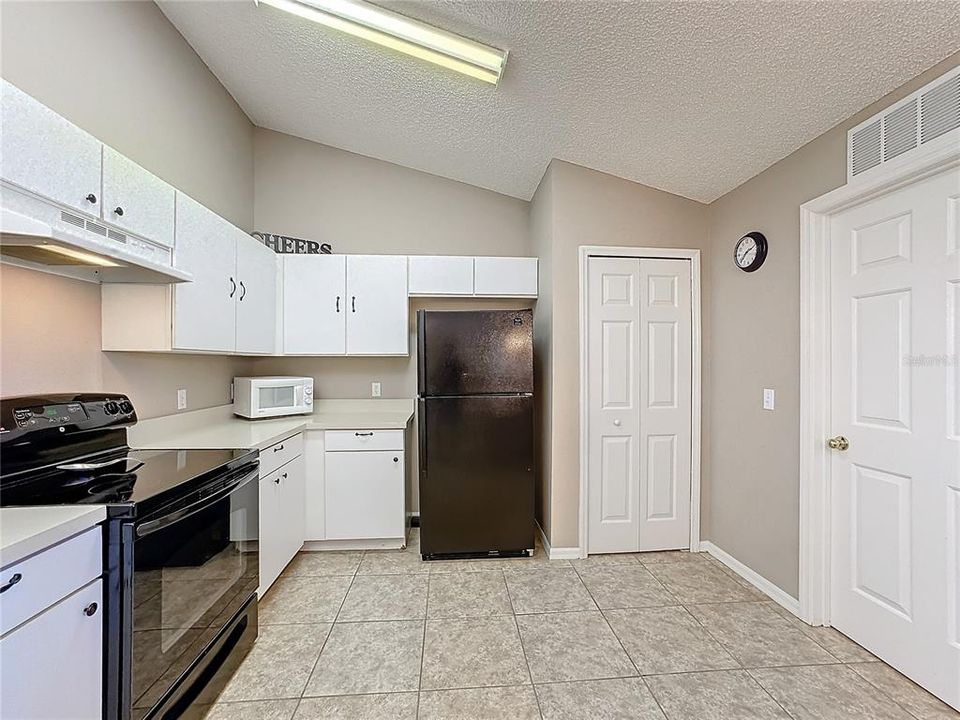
<box><xmin>0</xmin><ymin>80</ymin><xmax>103</xmax><ymax>217</ymax></box>
<box><xmin>474</xmin><ymin>257</ymin><xmax>538</xmax><ymax>297</ymax></box>
<box><xmin>173</xmin><ymin>194</ymin><xmax>237</xmax><ymax>352</ymax></box>
<box><xmin>346</xmin><ymin>255</ymin><xmax>408</xmax><ymax>355</ymax></box>
<box><xmin>283</xmin><ymin>255</ymin><xmax>347</xmax><ymax>355</ymax></box>
<box><xmin>235</xmin><ymin>230</ymin><xmax>278</xmax><ymax>355</ymax></box>
<box><xmin>408</xmin><ymin>255</ymin><xmax>475</xmax><ymax>296</ymax></box>
<box><xmin>101</xmin><ymin>146</ymin><xmax>175</xmax><ymax>247</ymax></box>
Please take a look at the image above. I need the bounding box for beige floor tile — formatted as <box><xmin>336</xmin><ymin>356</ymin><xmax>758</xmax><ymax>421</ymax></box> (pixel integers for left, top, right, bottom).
<box><xmin>293</xmin><ymin>693</ymin><xmax>418</xmax><ymax>719</ymax></box>
<box><xmin>569</xmin><ymin>553</ymin><xmax>643</xmax><ymax>569</ymax></box>
<box><xmin>427</xmin><ymin>571</ymin><xmax>513</xmax><ymax>618</ymax></box>
<box><xmin>647</xmin><ymin>560</ymin><xmax>764</xmax><ymax>603</ymax></box>
<box><xmin>848</xmin><ymin>662</ymin><xmax>960</xmax><ymax>719</ymax></box>
<box><xmin>420</xmin><ymin>616</ymin><xmax>530</xmax><ymax>690</ymax></box>
<box><xmin>203</xmin><ymin>699</ymin><xmax>298</xmax><ymax>720</ymax></box>
<box><xmin>218</xmin><ymin>624</ymin><xmax>330</xmax><ymax>701</ymax></box>
<box><xmin>535</xmin><ymin>677</ymin><xmax>666</xmax><ymax>719</ymax></box>
<box><xmin>504</xmin><ymin>568</ymin><xmax>597</xmax><ymax>613</ymax></box>
<box><xmin>304</xmin><ymin>620</ymin><xmax>423</xmax><ymax>696</ymax></box>
<box><xmin>282</xmin><ymin>551</ymin><xmax>362</xmax><ymax>577</ymax></box>
<box><xmin>577</xmin><ymin>564</ymin><xmax>677</xmax><ymax>609</ymax></box>
<box><xmin>636</xmin><ymin>550</ymin><xmax>706</xmax><ymax>565</ymax></box>
<box><xmin>604</xmin><ymin>605</ymin><xmax>739</xmax><ymax>674</ymax></box>
<box><xmin>750</xmin><ymin>664</ymin><xmax>916</xmax><ymax>719</ymax></box>
<box><xmin>517</xmin><ymin>611</ymin><xmax>637</xmax><ymax>683</ymax></box>
<box><xmin>357</xmin><ymin>548</ymin><xmax>430</xmax><ymax>575</ymax></box>
<box><xmin>259</xmin><ymin>576</ymin><xmax>352</xmax><ymax>625</ymax></box>
<box><xmin>336</xmin><ymin>574</ymin><xmax>428</xmax><ymax>621</ymax></box>
<box><xmin>418</xmin><ymin>686</ymin><xmax>541</xmax><ymax>720</ymax></box>
<box><xmin>646</xmin><ymin>669</ymin><xmax>791</xmax><ymax>719</ymax></box>
<box><xmin>764</xmin><ymin>602</ymin><xmax>876</xmax><ymax>663</ymax></box>
<box><xmin>688</xmin><ymin>601</ymin><xmax>837</xmax><ymax>668</ymax></box>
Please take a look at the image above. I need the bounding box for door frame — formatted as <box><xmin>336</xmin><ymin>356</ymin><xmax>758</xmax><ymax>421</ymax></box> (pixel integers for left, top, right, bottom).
<box><xmin>578</xmin><ymin>246</ymin><xmax>703</xmax><ymax>559</ymax></box>
<box><xmin>798</xmin><ymin>138</ymin><xmax>959</xmax><ymax>626</ymax></box>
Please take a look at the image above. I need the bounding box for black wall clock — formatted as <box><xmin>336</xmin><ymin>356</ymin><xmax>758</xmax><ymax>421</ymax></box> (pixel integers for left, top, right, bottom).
<box><xmin>734</xmin><ymin>231</ymin><xmax>768</xmax><ymax>272</ymax></box>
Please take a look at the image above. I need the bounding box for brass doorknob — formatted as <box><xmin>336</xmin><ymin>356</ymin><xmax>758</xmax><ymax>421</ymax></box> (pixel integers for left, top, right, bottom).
<box><xmin>827</xmin><ymin>436</ymin><xmax>850</xmax><ymax>451</ymax></box>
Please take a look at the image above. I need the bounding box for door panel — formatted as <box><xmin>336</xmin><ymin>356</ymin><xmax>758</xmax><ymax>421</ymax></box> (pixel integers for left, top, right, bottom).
<box><xmin>172</xmin><ymin>194</ymin><xmax>236</xmax><ymax>352</ymax></box>
<box><xmin>830</xmin><ymin>167</ymin><xmax>960</xmax><ymax>709</ymax></box>
<box><xmin>102</xmin><ymin>146</ymin><xmax>175</xmax><ymax>247</ymax></box>
<box><xmin>235</xmin><ymin>234</ymin><xmax>277</xmax><ymax>354</ymax></box>
<box><xmin>325</xmin><ymin>451</ymin><xmax>405</xmax><ymax>540</ymax></box>
<box><xmin>587</xmin><ymin>256</ymin><xmax>692</xmax><ymax>554</ymax></box>
<box><xmin>346</xmin><ymin>255</ymin><xmax>408</xmax><ymax>355</ymax></box>
<box><xmin>588</xmin><ymin>258</ymin><xmax>641</xmax><ymax>553</ymax></box>
<box><xmin>282</xmin><ymin>255</ymin><xmax>346</xmax><ymax>355</ymax></box>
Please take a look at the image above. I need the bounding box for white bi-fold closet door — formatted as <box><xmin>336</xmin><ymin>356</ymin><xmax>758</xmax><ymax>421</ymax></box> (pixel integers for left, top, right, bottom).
<box><xmin>828</xmin><ymin>167</ymin><xmax>959</xmax><ymax>709</ymax></box>
<box><xmin>587</xmin><ymin>256</ymin><xmax>692</xmax><ymax>554</ymax></box>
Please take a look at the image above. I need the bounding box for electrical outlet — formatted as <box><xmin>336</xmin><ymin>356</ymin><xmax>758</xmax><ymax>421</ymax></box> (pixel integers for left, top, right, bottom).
<box><xmin>371</xmin><ymin>381</ymin><xmax>382</xmax><ymax>398</ymax></box>
<box><xmin>177</xmin><ymin>388</ymin><xmax>187</xmax><ymax>411</ymax></box>
<box><xmin>763</xmin><ymin>388</ymin><xmax>775</xmax><ymax>411</ymax></box>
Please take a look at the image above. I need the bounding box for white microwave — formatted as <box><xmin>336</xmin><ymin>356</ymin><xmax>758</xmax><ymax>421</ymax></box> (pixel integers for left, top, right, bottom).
<box><xmin>233</xmin><ymin>376</ymin><xmax>314</xmax><ymax>419</ymax></box>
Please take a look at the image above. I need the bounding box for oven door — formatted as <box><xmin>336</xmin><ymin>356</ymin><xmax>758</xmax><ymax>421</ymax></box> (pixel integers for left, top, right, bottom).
<box><xmin>130</xmin><ymin>464</ymin><xmax>259</xmax><ymax>716</ymax></box>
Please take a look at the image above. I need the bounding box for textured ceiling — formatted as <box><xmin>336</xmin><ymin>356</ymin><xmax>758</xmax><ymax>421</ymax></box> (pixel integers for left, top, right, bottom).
<box><xmin>158</xmin><ymin>0</ymin><xmax>960</xmax><ymax>203</ymax></box>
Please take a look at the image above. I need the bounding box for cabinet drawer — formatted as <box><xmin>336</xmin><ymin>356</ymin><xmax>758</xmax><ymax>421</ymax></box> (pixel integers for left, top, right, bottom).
<box><xmin>260</xmin><ymin>433</ymin><xmax>304</xmax><ymax>476</ymax></box>
<box><xmin>0</xmin><ymin>526</ymin><xmax>102</xmax><ymax>635</ymax></box>
<box><xmin>325</xmin><ymin>429</ymin><xmax>403</xmax><ymax>452</ymax></box>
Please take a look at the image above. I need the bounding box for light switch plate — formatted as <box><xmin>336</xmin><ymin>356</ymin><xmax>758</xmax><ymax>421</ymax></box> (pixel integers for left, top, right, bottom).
<box><xmin>177</xmin><ymin>388</ymin><xmax>187</xmax><ymax>410</ymax></box>
<box><xmin>371</xmin><ymin>381</ymin><xmax>382</xmax><ymax>398</ymax></box>
<box><xmin>763</xmin><ymin>388</ymin><xmax>775</xmax><ymax>411</ymax></box>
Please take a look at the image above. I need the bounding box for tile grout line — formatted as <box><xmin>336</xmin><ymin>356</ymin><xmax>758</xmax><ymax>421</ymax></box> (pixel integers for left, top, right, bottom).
<box><xmin>503</xmin><ymin>568</ymin><xmax>546</xmax><ymax>720</ymax></box>
<box><xmin>416</xmin><ymin>564</ymin><xmax>429</xmax><ymax>719</ymax></box>
<box><xmin>297</xmin><ymin>549</ymin><xmax>365</xmax><ymax>701</ymax></box>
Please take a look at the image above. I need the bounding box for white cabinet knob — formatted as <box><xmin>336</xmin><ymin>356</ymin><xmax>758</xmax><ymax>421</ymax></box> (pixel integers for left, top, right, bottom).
<box><xmin>613</xmin><ymin>419</ymin><xmax>621</xmax><ymax>426</ymax></box>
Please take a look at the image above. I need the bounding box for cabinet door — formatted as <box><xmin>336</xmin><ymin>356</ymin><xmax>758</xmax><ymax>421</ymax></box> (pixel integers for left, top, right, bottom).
<box><xmin>172</xmin><ymin>194</ymin><xmax>237</xmax><ymax>352</ymax></box>
<box><xmin>258</xmin><ymin>470</ymin><xmax>284</xmax><ymax>596</ymax></box>
<box><xmin>235</xmin><ymin>233</ymin><xmax>278</xmax><ymax>354</ymax></box>
<box><xmin>282</xmin><ymin>255</ymin><xmax>346</xmax><ymax>354</ymax></box>
<box><xmin>474</xmin><ymin>257</ymin><xmax>538</xmax><ymax>297</ymax></box>
<box><xmin>279</xmin><ymin>455</ymin><xmax>306</xmax><ymax>563</ymax></box>
<box><xmin>0</xmin><ymin>79</ymin><xmax>102</xmax><ymax>216</ymax></box>
<box><xmin>345</xmin><ymin>255</ymin><xmax>408</xmax><ymax>355</ymax></box>
<box><xmin>101</xmin><ymin>146</ymin><xmax>175</xmax><ymax>247</ymax></box>
<box><xmin>325</xmin><ymin>450</ymin><xmax>405</xmax><ymax>539</ymax></box>
<box><xmin>408</xmin><ymin>256</ymin><xmax>474</xmax><ymax>296</ymax></box>
<box><xmin>0</xmin><ymin>579</ymin><xmax>102</xmax><ymax>720</ymax></box>
<box><xmin>304</xmin><ymin>431</ymin><xmax>326</xmax><ymax>541</ymax></box>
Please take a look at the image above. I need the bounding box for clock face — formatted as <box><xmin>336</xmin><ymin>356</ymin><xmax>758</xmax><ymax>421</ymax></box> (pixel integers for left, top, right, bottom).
<box><xmin>734</xmin><ymin>232</ymin><xmax>768</xmax><ymax>272</ymax></box>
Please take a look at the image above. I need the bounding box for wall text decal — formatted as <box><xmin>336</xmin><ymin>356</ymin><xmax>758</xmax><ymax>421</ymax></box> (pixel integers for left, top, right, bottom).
<box><xmin>252</xmin><ymin>231</ymin><xmax>332</xmax><ymax>254</ymax></box>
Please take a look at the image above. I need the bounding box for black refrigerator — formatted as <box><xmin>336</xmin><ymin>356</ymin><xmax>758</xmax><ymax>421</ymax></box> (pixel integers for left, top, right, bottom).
<box><xmin>417</xmin><ymin>309</ymin><xmax>535</xmax><ymax>559</ymax></box>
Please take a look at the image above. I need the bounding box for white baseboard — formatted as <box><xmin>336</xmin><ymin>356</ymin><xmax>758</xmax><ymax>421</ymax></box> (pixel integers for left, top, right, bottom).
<box><xmin>700</xmin><ymin>541</ymin><xmax>801</xmax><ymax>618</ymax></box>
<box><xmin>536</xmin><ymin>520</ymin><xmax>582</xmax><ymax>560</ymax></box>
<box><xmin>302</xmin><ymin>538</ymin><xmax>405</xmax><ymax>551</ymax></box>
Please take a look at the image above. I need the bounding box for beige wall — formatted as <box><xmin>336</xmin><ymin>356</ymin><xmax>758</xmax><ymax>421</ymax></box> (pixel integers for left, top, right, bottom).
<box><xmin>704</xmin><ymin>51</ymin><xmax>960</xmax><ymax>598</ymax></box>
<box><xmin>537</xmin><ymin>160</ymin><xmax>711</xmax><ymax>548</ymax></box>
<box><xmin>529</xmin><ymin>164</ymin><xmax>555</xmax><ymax>537</ymax></box>
<box><xmin>0</xmin><ymin>0</ymin><xmax>256</xmax><ymax>418</ymax></box>
<box><xmin>252</xmin><ymin>129</ymin><xmax>534</xmax><ymax>510</ymax></box>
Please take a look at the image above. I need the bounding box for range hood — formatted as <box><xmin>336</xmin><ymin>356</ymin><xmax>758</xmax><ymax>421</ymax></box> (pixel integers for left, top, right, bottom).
<box><xmin>0</xmin><ymin>189</ymin><xmax>192</xmax><ymax>284</ymax></box>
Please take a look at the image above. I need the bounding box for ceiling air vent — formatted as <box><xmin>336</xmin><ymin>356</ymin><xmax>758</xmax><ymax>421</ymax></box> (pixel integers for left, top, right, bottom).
<box><xmin>848</xmin><ymin>65</ymin><xmax>960</xmax><ymax>181</ymax></box>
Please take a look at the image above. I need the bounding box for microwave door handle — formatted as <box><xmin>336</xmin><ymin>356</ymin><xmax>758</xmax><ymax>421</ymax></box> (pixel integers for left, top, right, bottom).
<box><xmin>136</xmin><ymin>466</ymin><xmax>258</xmax><ymax>538</ymax></box>
<box><xmin>295</xmin><ymin>384</ymin><xmax>303</xmax><ymax>407</ymax></box>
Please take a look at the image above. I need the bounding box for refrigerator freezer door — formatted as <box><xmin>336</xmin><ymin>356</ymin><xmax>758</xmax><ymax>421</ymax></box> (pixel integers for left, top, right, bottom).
<box><xmin>417</xmin><ymin>310</ymin><xmax>533</xmax><ymax>396</ymax></box>
<box><xmin>419</xmin><ymin>395</ymin><xmax>535</xmax><ymax>556</ymax></box>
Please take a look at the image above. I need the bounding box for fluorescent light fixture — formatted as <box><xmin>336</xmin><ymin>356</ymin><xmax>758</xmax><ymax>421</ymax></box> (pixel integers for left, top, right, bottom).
<box><xmin>255</xmin><ymin>0</ymin><xmax>507</xmax><ymax>84</ymax></box>
<box><xmin>41</xmin><ymin>244</ymin><xmax>122</xmax><ymax>267</ymax></box>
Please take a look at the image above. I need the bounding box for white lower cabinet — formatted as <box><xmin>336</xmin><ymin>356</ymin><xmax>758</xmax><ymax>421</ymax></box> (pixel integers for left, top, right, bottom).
<box><xmin>259</xmin><ymin>445</ymin><xmax>305</xmax><ymax>596</ymax></box>
<box><xmin>0</xmin><ymin>578</ymin><xmax>103</xmax><ymax>720</ymax></box>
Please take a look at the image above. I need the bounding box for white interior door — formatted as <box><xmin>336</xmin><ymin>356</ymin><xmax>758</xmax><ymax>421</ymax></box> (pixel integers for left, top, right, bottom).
<box><xmin>829</xmin><ymin>167</ymin><xmax>960</xmax><ymax>709</ymax></box>
<box><xmin>587</xmin><ymin>256</ymin><xmax>692</xmax><ymax>554</ymax></box>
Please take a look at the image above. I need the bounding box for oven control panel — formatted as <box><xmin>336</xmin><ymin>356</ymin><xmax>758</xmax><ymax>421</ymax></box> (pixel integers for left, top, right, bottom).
<box><xmin>2</xmin><ymin>394</ymin><xmax>137</xmax><ymax>433</ymax></box>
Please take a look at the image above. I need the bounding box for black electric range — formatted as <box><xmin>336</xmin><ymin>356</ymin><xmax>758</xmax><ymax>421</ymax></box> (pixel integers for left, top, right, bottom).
<box><xmin>0</xmin><ymin>394</ymin><xmax>261</xmax><ymax>720</ymax></box>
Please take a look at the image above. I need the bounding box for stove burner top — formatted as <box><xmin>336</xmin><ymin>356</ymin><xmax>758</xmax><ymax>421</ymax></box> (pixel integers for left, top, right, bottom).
<box><xmin>85</xmin><ymin>474</ymin><xmax>137</xmax><ymax>503</ymax></box>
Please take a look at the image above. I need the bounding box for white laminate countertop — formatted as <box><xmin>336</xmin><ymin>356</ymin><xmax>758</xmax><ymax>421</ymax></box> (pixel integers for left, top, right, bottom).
<box><xmin>129</xmin><ymin>398</ymin><xmax>415</xmax><ymax>451</ymax></box>
<box><xmin>0</xmin><ymin>506</ymin><xmax>106</xmax><ymax>568</ymax></box>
